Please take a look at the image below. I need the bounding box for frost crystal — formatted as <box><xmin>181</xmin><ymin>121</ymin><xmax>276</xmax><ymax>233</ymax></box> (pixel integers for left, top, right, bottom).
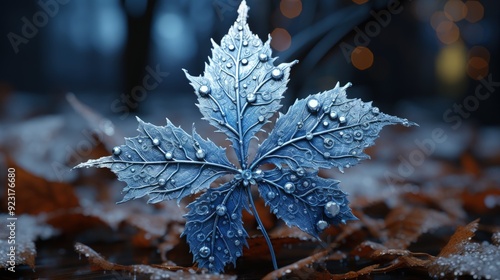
<box><xmin>76</xmin><ymin>0</ymin><xmax>415</xmax><ymax>273</ymax></box>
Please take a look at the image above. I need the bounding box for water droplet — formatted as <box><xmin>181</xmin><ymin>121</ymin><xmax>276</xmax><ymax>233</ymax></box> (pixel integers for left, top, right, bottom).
<box><xmin>246</xmin><ymin>93</ymin><xmax>256</xmax><ymax>103</ymax></box>
<box><xmin>243</xmin><ymin>83</ymin><xmax>248</xmax><ymax>88</ymax></box>
<box><xmin>226</xmin><ymin>230</ymin><xmax>235</xmax><ymax>238</ymax></box>
<box><xmin>296</xmin><ymin>121</ymin><xmax>303</xmax><ymax>129</ymax></box>
<box><xmin>165</xmin><ymin>152</ymin><xmax>173</xmax><ymax>160</ymax></box>
<box><xmin>305</xmin><ymin>133</ymin><xmax>313</xmax><ymax>140</ymax></box>
<box><xmin>226</xmin><ymin>63</ymin><xmax>232</xmax><ymax>69</ymax></box>
<box><xmin>199</xmin><ymin>246</ymin><xmax>210</xmax><ymax>258</ymax></box>
<box><xmin>130</xmin><ymin>168</ymin><xmax>136</xmax><ymax>173</ymax></box>
<box><xmin>353</xmin><ymin>130</ymin><xmax>363</xmax><ymax>141</ymax></box>
<box><xmin>198</xmin><ymin>85</ymin><xmax>211</xmax><ymax>97</ymax></box>
<box><xmin>324</xmin><ymin>201</ymin><xmax>340</xmax><ymax>217</ymax></box>
<box><xmin>208</xmin><ymin>256</ymin><xmax>215</xmax><ymax>263</ymax></box>
<box><xmin>284</xmin><ymin>182</ymin><xmax>295</xmax><ymax>194</ymax></box>
<box><xmin>307</xmin><ymin>98</ymin><xmax>320</xmax><ymax>113</ymax></box>
<box><xmin>258</xmin><ymin>115</ymin><xmax>265</xmax><ymax>123</ymax></box>
<box><xmin>112</xmin><ymin>147</ymin><xmax>121</xmax><ymax>155</ymax></box>
<box><xmin>323</xmin><ymin>121</ymin><xmax>329</xmax><ymax>127</ymax></box>
<box><xmin>237</xmin><ymin>229</ymin><xmax>243</xmax><ymax>236</ymax></box>
<box><xmin>243</xmin><ymin>40</ymin><xmax>248</xmax><ymax>46</ymax></box>
<box><xmin>152</xmin><ymin>138</ymin><xmax>160</xmax><ymax>146</ymax></box>
<box><xmin>329</xmin><ymin>111</ymin><xmax>338</xmax><ymax>119</ymax></box>
<box><xmin>296</xmin><ymin>168</ymin><xmax>305</xmax><ymax>177</ymax></box>
<box><xmin>372</xmin><ymin>107</ymin><xmax>380</xmax><ymax>115</ymax></box>
<box><xmin>271</xmin><ymin>68</ymin><xmax>283</xmax><ymax>80</ymax></box>
<box><xmin>231</xmin><ymin>213</ymin><xmax>238</xmax><ymax>220</ymax></box>
<box><xmin>259</xmin><ymin>53</ymin><xmax>268</xmax><ymax>62</ymax></box>
<box><xmin>216</xmin><ymin>205</ymin><xmax>227</xmax><ymax>216</ymax></box>
<box><xmin>252</xmin><ymin>75</ymin><xmax>257</xmax><ymax>80</ymax></box>
<box><xmin>196</xmin><ymin>233</ymin><xmax>205</xmax><ymax>242</ymax></box>
<box><xmin>272</xmin><ymin>208</ymin><xmax>278</xmax><ymax>214</ymax></box>
<box><xmin>126</xmin><ymin>154</ymin><xmax>132</xmax><ymax>159</ymax></box>
<box><xmin>238</xmin><ymin>25</ymin><xmax>243</xmax><ymax>31</ymax></box>
<box><xmin>241</xmin><ymin>58</ymin><xmax>248</xmax><ymax>65</ymax></box>
<box><xmin>339</xmin><ymin>116</ymin><xmax>346</xmax><ymax>124</ymax></box>
<box><xmin>267</xmin><ymin>191</ymin><xmax>276</xmax><ymax>200</ymax></box>
<box><xmin>228</xmin><ymin>44</ymin><xmax>235</xmax><ymax>51</ymax></box>
<box><xmin>158</xmin><ymin>179</ymin><xmax>166</xmax><ymax>186</ymax></box>
<box><xmin>317</xmin><ymin>220</ymin><xmax>328</xmax><ymax>231</ymax></box>
<box><xmin>323</xmin><ymin>152</ymin><xmax>331</xmax><ymax>159</ymax></box>
<box><xmin>196</xmin><ymin>149</ymin><xmax>205</xmax><ymax>160</ymax></box>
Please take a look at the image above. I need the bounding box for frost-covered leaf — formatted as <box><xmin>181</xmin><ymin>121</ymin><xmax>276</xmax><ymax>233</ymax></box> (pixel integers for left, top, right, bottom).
<box><xmin>0</xmin><ymin>214</ymin><xmax>58</xmax><ymax>270</ymax></box>
<box><xmin>76</xmin><ymin>117</ymin><xmax>237</xmax><ymax>204</ymax></box>
<box><xmin>76</xmin><ymin>0</ymin><xmax>416</xmax><ymax>273</ymax></box>
<box><xmin>253</xmin><ymin>83</ymin><xmax>416</xmax><ymax>172</ymax></box>
<box><xmin>428</xmin><ymin>219</ymin><xmax>500</xmax><ymax>279</ymax></box>
<box><xmin>258</xmin><ymin>168</ymin><xmax>356</xmax><ymax>238</ymax></box>
<box><xmin>182</xmin><ymin>181</ymin><xmax>249</xmax><ymax>272</ymax></box>
<box><xmin>184</xmin><ymin>1</ymin><xmax>296</xmax><ymax>165</ymax></box>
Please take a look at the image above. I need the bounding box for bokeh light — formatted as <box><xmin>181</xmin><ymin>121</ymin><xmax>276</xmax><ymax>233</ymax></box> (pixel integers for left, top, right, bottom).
<box><xmin>351</xmin><ymin>46</ymin><xmax>374</xmax><ymax>70</ymax></box>
<box><xmin>436</xmin><ymin>43</ymin><xmax>467</xmax><ymax>85</ymax></box>
<box><xmin>467</xmin><ymin>45</ymin><xmax>490</xmax><ymax>79</ymax></box>
<box><xmin>280</xmin><ymin>0</ymin><xmax>302</xmax><ymax>19</ymax></box>
<box><xmin>270</xmin><ymin>28</ymin><xmax>292</xmax><ymax>51</ymax></box>
<box><xmin>444</xmin><ymin>0</ymin><xmax>467</xmax><ymax>22</ymax></box>
<box><xmin>430</xmin><ymin>11</ymin><xmax>448</xmax><ymax>30</ymax></box>
<box><xmin>352</xmin><ymin>0</ymin><xmax>369</xmax><ymax>4</ymax></box>
<box><xmin>465</xmin><ymin>0</ymin><xmax>484</xmax><ymax>23</ymax></box>
<box><xmin>436</xmin><ymin>20</ymin><xmax>460</xmax><ymax>44</ymax></box>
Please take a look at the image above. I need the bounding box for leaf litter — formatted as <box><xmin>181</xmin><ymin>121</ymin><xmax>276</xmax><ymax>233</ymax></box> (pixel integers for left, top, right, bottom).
<box><xmin>0</xmin><ymin>1</ymin><xmax>499</xmax><ymax>279</ymax></box>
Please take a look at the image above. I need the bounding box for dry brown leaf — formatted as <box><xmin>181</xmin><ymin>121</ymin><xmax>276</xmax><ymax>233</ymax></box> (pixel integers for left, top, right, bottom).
<box><xmin>436</xmin><ymin>219</ymin><xmax>479</xmax><ymax>257</ymax></box>
<box><xmin>262</xmin><ymin>247</ymin><xmax>331</xmax><ymax>280</ymax></box>
<box><xmin>75</xmin><ymin>242</ymin><xmax>236</xmax><ymax>279</ymax></box>
<box><xmin>331</xmin><ymin>264</ymin><xmax>380</xmax><ymax>280</ymax></box>
<box><xmin>383</xmin><ymin>206</ymin><xmax>453</xmax><ymax>249</ymax></box>
<box><xmin>427</xmin><ymin>219</ymin><xmax>500</xmax><ymax>279</ymax></box>
<box><xmin>5</xmin><ymin>159</ymin><xmax>79</xmax><ymax>215</ymax></box>
<box><xmin>0</xmin><ymin>214</ymin><xmax>58</xmax><ymax>270</ymax></box>
<box><xmin>462</xmin><ymin>188</ymin><xmax>500</xmax><ymax>214</ymax></box>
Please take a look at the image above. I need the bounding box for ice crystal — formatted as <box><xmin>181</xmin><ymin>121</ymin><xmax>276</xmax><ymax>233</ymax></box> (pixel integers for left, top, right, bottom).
<box><xmin>76</xmin><ymin>0</ymin><xmax>415</xmax><ymax>272</ymax></box>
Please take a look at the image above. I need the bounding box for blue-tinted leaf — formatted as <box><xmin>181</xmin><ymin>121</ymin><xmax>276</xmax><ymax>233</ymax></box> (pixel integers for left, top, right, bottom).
<box><xmin>258</xmin><ymin>168</ymin><xmax>356</xmax><ymax>238</ymax></box>
<box><xmin>182</xmin><ymin>181</ymin><xmax>249</xmax><ymax>272</ymax></box>
<box><xmin>75</xmin><ymin>117</ymin><xmax>237</xmax><ymax>204</ymax></box>
<box><xmin>253</xmin><ymin>83</ymin><xmax>417</xmax><ymax>172</ymax></box>
<box><xmin>184</xmin><ymin>2</ymin><xmax>297</xmax><ymax>165</ymax></box>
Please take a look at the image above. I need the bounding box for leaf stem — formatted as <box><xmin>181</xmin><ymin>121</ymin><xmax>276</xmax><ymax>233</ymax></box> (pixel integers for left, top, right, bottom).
<box><xmin>246</xmin><ymin>186</ymin><xmax>278</xmax><ymax>271</ymax></box>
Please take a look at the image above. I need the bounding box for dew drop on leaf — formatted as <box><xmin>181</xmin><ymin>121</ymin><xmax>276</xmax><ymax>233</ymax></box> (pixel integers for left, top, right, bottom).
<box><xmin>199</xmin><ymin>246</ymin><xmax>211</xmax><ymax>258</ymax></box>
<box><xmin>324</xmin><ymin>201</ymin><xmax>340</xmax><ymax>218</ymax></box>
<box><xmin>284</xmin><ymin>182</ymin><xmax>295</xmax><ymax>194</ymax></box>
<box><xmin>271</xmin><ymin>68</ymin><xmax>283</xmax><ymax>80</ymax></box>
<box><xmin>198</xmin><ymin>85</ymin><xmax>211</xmax><ymax>96</ymax></box>
<box><xmin>307</xmin><ymin>98</ymin><xmax>320</xmax><ymax>113</ymax></box>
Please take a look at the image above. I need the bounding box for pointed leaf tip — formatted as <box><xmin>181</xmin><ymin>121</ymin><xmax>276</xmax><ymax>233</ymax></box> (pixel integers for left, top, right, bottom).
<box><xmin>237</xmin><ymin>0</ymin><xmax>249</xmax><ymax>23</ymax></box>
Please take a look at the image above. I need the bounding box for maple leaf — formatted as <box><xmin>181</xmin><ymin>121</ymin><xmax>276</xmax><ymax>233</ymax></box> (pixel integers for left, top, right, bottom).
<box><xmin>76</xmin><ymin>0</ymin><xmax>416</xmax><ymax>273</ymax></box>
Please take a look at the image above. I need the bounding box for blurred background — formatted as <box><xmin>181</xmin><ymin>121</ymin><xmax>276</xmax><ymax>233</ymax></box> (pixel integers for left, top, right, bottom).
<box><xmin>1</xmin><ymin>1</ymin><xmax>500</xmax><ymax>278</ymax></box>
<box><xmin>0</xmin><ymin>0</ymin><xmax>498</xmax><ymax>125</ymax></box>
